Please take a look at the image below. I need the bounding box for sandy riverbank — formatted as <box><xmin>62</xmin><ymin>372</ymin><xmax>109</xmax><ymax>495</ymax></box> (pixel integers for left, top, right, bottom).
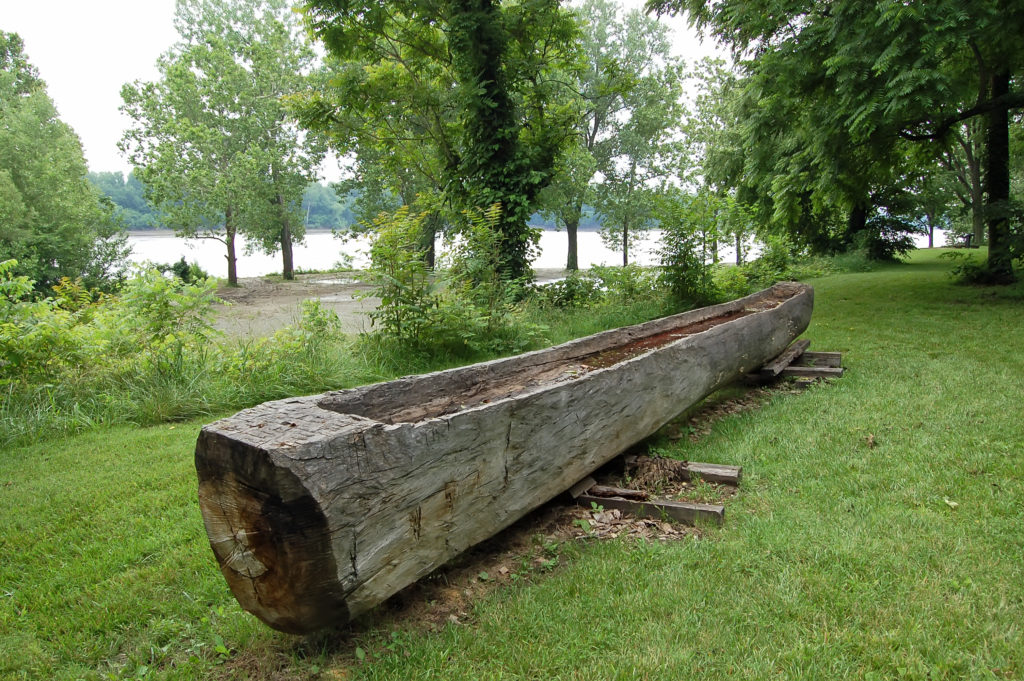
<box><xmin>213</xmin><ymin>268</ymin><xmax>569</xmax><ymax>338</ymax></box>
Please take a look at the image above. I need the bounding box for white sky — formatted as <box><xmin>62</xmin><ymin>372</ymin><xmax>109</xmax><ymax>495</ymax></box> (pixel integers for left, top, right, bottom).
<box><xmin>2</xmin><ymin>0</ymin><xmax>724</xmax><ymax>176</ymax></box>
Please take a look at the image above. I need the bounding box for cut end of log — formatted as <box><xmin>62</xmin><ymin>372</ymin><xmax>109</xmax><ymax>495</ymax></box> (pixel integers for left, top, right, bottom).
<box><xmin>196</xmin><ymin>432</ymin><xmax>351</xmax><ymax>634</ymax></box>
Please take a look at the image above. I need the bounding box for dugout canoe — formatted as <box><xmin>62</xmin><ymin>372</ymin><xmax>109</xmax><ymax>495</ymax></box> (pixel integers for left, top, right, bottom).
<box><xmin>195</xmin><ymin>281</ymin><xmax>813</xmax><ymax>634</ymax></box>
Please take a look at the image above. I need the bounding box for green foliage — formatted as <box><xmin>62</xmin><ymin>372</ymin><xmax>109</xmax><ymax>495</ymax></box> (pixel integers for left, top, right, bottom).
<box><xmin>941</xmin><ymin>248</ymin><xmax>1021</xmax><ymax>285</ymax></box>
<box><xmin>529</xmin><ymin>271</ymin><xmax>604</xmax><ymax>309</ymax></box>
<box><xmin>88</xmin><ymin>170</ymin><xmax>161</xmax><ymax>230</ymax></box>
<box><xmin>654</xmin><ymin>0</ymin><xmax>1023</xmax><ymax>281</ymax></box>
<box><xmin>363</xmin><ymin>204</ymin><xmax>544</xmax><ymax>357</ymax></box>
<box><xmin>363</xmin><ymin>207</ymin><xmax>438</xmax><ymax>343</ymax></box>
<box><xmin>0</xmin><ymin>32</ymin><xmax>128</xmax><ymax>291</ymax></box>
<box><xmin>301</xmin><ymin>0</ymin><xmax>581</xmax><ymax>280</ymax></box>
<box><xmin>0</xmin><ymin>265</ymin><xmax>361</xmax><ymax>446</ymax></box>
<box><xmin>121</xmin><ymin>0</ymin><xmax>325</xmax><ymax>283</ymax></box>
<box><xmin>655</xmin><ymin>190</ymin><xmax>720</xmax><ymax>305</ymax></box>
<box><xmin>154</xmin><ymin>256</ymin><xmax>209</xmax><ymax>284</ymax></box>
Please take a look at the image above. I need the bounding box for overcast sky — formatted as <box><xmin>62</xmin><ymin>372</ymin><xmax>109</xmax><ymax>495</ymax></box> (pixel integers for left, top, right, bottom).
<box><xmin>3</xmin><ymin>0</ymin><xmax>725</xmax><ymax>177</ymax></box>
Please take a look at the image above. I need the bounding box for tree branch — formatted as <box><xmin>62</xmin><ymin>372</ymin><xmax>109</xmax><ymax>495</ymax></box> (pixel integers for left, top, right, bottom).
<box><xmin>899</xmin><ymin>91</ymin><xmax>1024</xmax><ymax>141</ymax></box>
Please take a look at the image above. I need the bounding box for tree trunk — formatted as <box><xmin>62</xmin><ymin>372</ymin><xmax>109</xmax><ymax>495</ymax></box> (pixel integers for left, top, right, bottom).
<box><xmin>847</xmin><ymin>202</ymin><xmax>868</xmax><ymax>238</ymax></box>
<box><xmin>970</xmin><ymin>166</ymin><xmax>986</xmax><ymax>246</ymax></box>
<box><xmin>225</xmin><ymin>205</ymin><xmax>238</xmax><ymax>286</ymax></box>
<box><xmin>420</xmin><ymin>212</ymin><xmax>440</xmax><ymax>270</ymax></box>
<box><xmin>622</xmin><ymin>220</ymin><xmax>630</xmax><ymax>267</ymax></box>
<box><xmin>566</xmin><ymin>218</ymin><xmax>579</xmax><ymax>271</ymax></box>
<box><xmin>280</xmin><ymin>212</ymin><xmax>295</xmax><ymax>281</ymax></box>
<box><xmin>984</xmin><ymin>71</ymin><xmax>1016</xmax><ymax>283</ymax></box>
<box><xmin>565</xmin><ymin>198</ymin><xmax>582</xmax><ymax>271</ymax></box>
<box><xmin>735</xmin><ymin>232</ymin><xmax>744</xmax><ymax>265</ymax></box>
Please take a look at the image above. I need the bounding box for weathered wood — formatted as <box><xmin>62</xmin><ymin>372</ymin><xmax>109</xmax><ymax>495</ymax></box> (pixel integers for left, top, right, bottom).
<box><xmin>687</xmin><ymin>462</ymin><xmax>744</xmax><ymax>485</ymax></box>
<box><xmin>778</xmin><ymin>365</ymin><xmax>845</xmax><ymax>378</ymax></box>
<box><xmin>195</xmin><ymin>282</ymin><xmax>813</xmax><ymax>634</ymax></box>
<box><xmin>576</xmin><ymin>493</ymin><xmax>725</xmax><ymax>526</ymax></box>
<box><xmin>760</xmin><ymin>339</ymin><xmax>811</xmax><ymax>376</ymax></box>
<box><xmin>625</xmin><ymin>455</ymin><xmax>743</xmax><ymax>486</ymax></box>
<box><xmin>587</xmin><ymin>484</ymin><xmax>649</xmax><ymax>501</ymax></box>
<box><xmin>568</xmin><ymin>476</ymin><xmax>598</xmax><ymax>499</ymax></box>
<box><xmin>792</xmin><ymin>351</ymin><xmax>842</xmax><ymax>368</ymax></box>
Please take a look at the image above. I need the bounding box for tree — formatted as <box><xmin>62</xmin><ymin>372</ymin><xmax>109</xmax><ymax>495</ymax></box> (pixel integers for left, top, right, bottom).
<box><xmin>538</xmin><ymin>0</ymin><xmax>683</xmax><ymax>269</ymax></box>
<box><xmin>121</xmin><ymin>0</ymin><xmax>324</xmax><ymax>284</ymax></box>
<box><xmin>651</xmin><ymin>0</ymin><xmax>1024</xmax><ymax>281</ymax></box>
<box><xmin>301</xmin><ymin>182</ymin><xmax>353</xmax><ymax>230</ymax></box>
<box><xmin>88</xmin><ymin>171</ymin><xmax>161</xmax><ymax>230</ymax></box>
<box><xmin>0</xmin><ymin>32</ymin><xmax>127</xmax><ymax>291</ymax></box>
<box><xmin>300</xmin><ymin>0</ymin><xmax>580</xmax><ymax>280</ymax></box>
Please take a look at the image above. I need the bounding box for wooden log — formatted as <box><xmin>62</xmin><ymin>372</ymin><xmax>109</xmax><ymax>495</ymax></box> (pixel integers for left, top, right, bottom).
<box><xmin>195</xmin><ymin>282</ymin><xmax>813</xmax><ymax>633</ymax></box>
<box><xmin>586</xmin><ymin>484</ymin><xmax>649</xmax><ymax>501</ymax></box>
<box><xmin>760</xmin><ymin>339</ymin><xmax>811</xmax><ymax>377</ymax></box>
<box><xmin>576</xmin><ymin>494</ymin><xmax>725</xmax><ymax>526</ymax></box>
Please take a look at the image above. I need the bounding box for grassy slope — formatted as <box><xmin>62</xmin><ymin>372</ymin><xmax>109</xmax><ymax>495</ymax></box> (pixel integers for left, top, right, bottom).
<box><xmin>2</xmin><ymin>250</ymin><xmax>1022</xmax><ymax>680</ymax></box>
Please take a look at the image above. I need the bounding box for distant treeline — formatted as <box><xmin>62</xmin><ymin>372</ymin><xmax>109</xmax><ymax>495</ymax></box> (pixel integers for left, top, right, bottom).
<box><xmin>89</xmin><ymin>171</ymin><xmax>603</xmax><ymax>232</ymax></box>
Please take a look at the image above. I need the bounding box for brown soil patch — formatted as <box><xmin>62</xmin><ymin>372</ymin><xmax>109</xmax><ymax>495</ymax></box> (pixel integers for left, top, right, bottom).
<box><xmin>213</xmin><ymin>269</ymin><xmax>570</xmax><ymax>339</ymax></box>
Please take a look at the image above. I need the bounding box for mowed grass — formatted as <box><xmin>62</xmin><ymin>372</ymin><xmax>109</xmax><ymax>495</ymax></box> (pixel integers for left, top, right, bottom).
<box><xmin>2</xmin><ymin>249</ymin><xmax>1023</xmax><ymax>680</ymax></box>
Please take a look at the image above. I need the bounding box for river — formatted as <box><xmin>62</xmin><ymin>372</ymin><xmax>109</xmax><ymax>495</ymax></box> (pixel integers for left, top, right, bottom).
<box><xmin>126</xmin><ymin>228</ymin><xmax>666</xmax><ymax>278</ymax></box>
<box><xmin>126</xmin><ymin>228</ymin><xmax>945</xmax><ymax>279</ymax></box>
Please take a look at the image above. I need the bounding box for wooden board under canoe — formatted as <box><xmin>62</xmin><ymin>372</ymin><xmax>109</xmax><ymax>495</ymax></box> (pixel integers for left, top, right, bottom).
<box><xmin>195</xmin><ymin>282</ymin><xmax>813</xmax><ymax>633</ymax></box>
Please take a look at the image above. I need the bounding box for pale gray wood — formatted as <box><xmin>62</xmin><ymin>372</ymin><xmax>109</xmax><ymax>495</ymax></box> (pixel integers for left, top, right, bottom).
<box><xmin>760</xmin><ymin>339</ymin><xmax>811</xmax><ymax>376</ymax></box>
<box><xmin>687</xmin><ymin>462</ymin><xmax>743</xmax><ymax>485</ymax></box>
<box><xmin>626</xmin><ymin>455</ymin><xmax>742</xmax><ymax>486</ymax></box>
<box><xmin>779</xmin><ymin>365</ymin><xmax>845</xmax><ymax>378</ymax></box>
<box><xmin>568</xmin><ymin>476</ymin><xmax>599</xmax><ymax>499</ymax></box>
<box><xmin>793</xmin><ymin>351</ymin><xmax>842</xmax><ymax>368</ymax></box>
<box><xmin>195</xmin><ymin>282</ymin><xmax>813</xmax><ymax>634</ymax></box>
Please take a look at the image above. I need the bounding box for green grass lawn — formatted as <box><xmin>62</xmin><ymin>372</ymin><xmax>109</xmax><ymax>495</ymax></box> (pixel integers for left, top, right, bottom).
<box><xmin>2</xmin><ymin>249</ymin><xmax>1022</xmax><ymax>680</ymax></box>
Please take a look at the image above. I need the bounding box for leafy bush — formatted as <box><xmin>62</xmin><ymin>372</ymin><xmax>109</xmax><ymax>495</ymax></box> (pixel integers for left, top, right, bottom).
<box><xmin>938</xmin><ymin>249</ymin><xmax>1013</xmax><ymax>285</ymax></box>
<box><xmin>0</xmin><ymin>262</ymin><xmax>362</xmax><ymax>446</ymax></box>
<box><xmin>528</xmin><ymin>272</ymin><xmax>604</xmax><ymax>309</ymax></box>
<box><xmin>362</xmin><ymin>204</ymin><xmax>544</xmax><ymax>357</ymax></box>
<box><xmin>712</xmin><ymin>265</ymin><xmax>751</xmax><ymax>301</ymax></box>
<box><xmin>854</xmin><ymin>215</ymin><xmax>919</xmax><ymax>261</ymax></box>
<box><xmin>154</xmin><ymin>257</ymin><xmax>210</xmax><ymax>284</ymax></box>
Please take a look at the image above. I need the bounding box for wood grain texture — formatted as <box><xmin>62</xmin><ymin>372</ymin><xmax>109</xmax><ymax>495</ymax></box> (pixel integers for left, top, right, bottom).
<box><xmin>195</xmin><ymin>282</ymin><xmax>813</xmax><ymax>633</ymax></box>
<box><xmin>760</xmin><ymin>339</ymin><xmax>811</xmax><ymax>376</ymax></box>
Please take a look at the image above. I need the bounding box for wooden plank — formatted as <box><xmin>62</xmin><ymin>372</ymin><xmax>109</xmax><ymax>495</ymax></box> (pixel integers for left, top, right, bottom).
<box><xmin>760</xmin><ymin>339</ymin><xmax>811</xmax><ymax>377</ymax></box>
<box><xmin>779</xmin><ymin>365</ymin><xmax>844</xmax><ymax>378</ymax></box>
<box><xmin>626</xmin><ymin>455</ymin><xmax>742</xmax><ymax>486</ymax></box>
<box><xmin>792</xmin><ymin>351</ymin><xmax>842</xmax><ymax>368</ymax></box>
<box><xmin>687</xmin><ymin>462</ymin><xmax>743</xmax><ymax>485</ymax></box>
<box><xmin>568</xmin><ymin>476</ymin><xmax>598</xmax><ymax>499</ymax></box>
<box><xmin>577</xmin><ymin>493</ymin><xmax>724</xmax><ymax>526</ymax></box>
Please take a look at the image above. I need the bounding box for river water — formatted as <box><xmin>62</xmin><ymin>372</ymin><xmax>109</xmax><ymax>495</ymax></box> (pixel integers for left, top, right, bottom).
<box><xmin>126</xmin><ymin>228</ymin><xmax>944</xmax><ymax>279</ymax></box>
<box><xmin>126</xmin><ymin>229</ymin><xmax>666</xmax><ymax>278</ymax></box>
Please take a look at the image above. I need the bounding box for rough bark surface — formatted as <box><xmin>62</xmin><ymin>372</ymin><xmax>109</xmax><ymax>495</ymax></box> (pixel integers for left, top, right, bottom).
<box><xmin>195</xmin><ymin>282</ymin><xmax>813</xmax><ymax>633</ymax></box>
